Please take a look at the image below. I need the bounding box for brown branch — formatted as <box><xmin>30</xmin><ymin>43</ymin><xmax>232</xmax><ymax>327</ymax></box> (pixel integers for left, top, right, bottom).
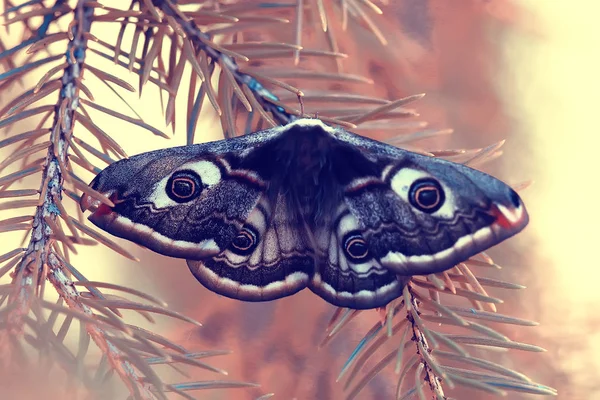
<box><xmin>405</xmin><ymin>285</ymin><xmax>447</xmax><ymax>398</ymax></box>
<box><xmin>3</xmin><ymin>2</ymin><xmax>153</xmax><ymax>398</ymax></box>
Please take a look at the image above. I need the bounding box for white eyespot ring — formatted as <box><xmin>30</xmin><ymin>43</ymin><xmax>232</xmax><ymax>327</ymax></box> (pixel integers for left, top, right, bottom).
<box><xmin>147</xmin><ymin>160</ymin><xmax>222</xmax><ymax>209</ymax></box>
<box><xmin>390</xmin><ymin>167</ymin><xmax>456</xmax><ymax>219</ymax></box>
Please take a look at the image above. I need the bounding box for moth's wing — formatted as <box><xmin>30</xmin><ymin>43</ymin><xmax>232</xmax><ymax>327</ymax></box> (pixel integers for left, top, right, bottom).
<box><xmin>332</xmin><ymin>128</ymin><xmax>529</xmax><ymax>276</ymax></box>
<box><xmin>309</xmin><ymin>206</ymin><xmax>409</xmax><ymax>309</ymax></box>
<box><xmin>187</xmin><ymin>192</ymin><xmax>314</xmax><ymax>301</ymax></box>
<box><xmin>79</xmin><ymin>128</ymin><xmax>282</xmax><ymax>260</ymax></box>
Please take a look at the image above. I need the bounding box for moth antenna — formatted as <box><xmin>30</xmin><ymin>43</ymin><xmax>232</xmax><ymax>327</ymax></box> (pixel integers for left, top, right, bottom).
<box><xmin>297</xmin><ymin>93</ymin><xmax>305</xmax><ymax>117</ymax></box>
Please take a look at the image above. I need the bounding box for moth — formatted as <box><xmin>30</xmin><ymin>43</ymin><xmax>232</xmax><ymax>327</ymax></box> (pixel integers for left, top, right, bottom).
<box><xmin>80</xmin><ymin>119</ymin><xmax>528</xmax><ymax>310</ymax></box>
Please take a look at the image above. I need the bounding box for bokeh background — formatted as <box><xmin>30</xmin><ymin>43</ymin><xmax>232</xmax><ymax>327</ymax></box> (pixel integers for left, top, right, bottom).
<box><xmin>0</xmin><ymin>1</ymin><xmax>596</xmax><ymax>399</ymax></box>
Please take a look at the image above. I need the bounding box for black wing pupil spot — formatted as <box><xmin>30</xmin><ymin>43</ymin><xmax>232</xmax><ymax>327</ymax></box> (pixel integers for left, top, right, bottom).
<box><xmin>230</xmin><ymin>227</ymin><xmax>258</xmax><ymax>255</ymax></box>
<box><xmin>416</xmin><ymin>187</ymin><xmax>438</xmax><ymax>207</ymax></box>
<box><xmin>166</xmin><ymin>170</ymin><xmax>203</xmax><ymax>203</ymax></box>
<box><xmin>173</xmin><ymin>179</ymin><xmax>193</xmax><ymax>197</ymax></box>
<box><xmin>233</xmin><ymin>232</ymin><xmax>252</xmax><ymax>250</ymax></box>
<box><xmin>348</xmin><ymin>240</ymin><xmax>368</xmax><ymax>258</ymax></box>
<box><xmin>343</xmin><ymin>232</ymin><xmax>372</xmax><ymax>262</ymax></box>
<box><xmin>409</xmin><ymin>178</ymin><xmax>444</xmax><ymax>213</ymax></box>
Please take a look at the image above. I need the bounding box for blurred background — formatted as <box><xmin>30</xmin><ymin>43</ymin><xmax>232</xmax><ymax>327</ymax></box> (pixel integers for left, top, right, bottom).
<box><xmin>0</xmin><ymin>1</ymin><xmax>596</xmax><ymax>399</ymax></box>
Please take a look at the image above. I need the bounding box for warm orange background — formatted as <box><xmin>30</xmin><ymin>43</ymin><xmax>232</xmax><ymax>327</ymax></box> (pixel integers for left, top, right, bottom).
<box><xmin>0</xmin><ymin>1</ymin><xmax>594</xmax><ymax>399</ymax></box>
